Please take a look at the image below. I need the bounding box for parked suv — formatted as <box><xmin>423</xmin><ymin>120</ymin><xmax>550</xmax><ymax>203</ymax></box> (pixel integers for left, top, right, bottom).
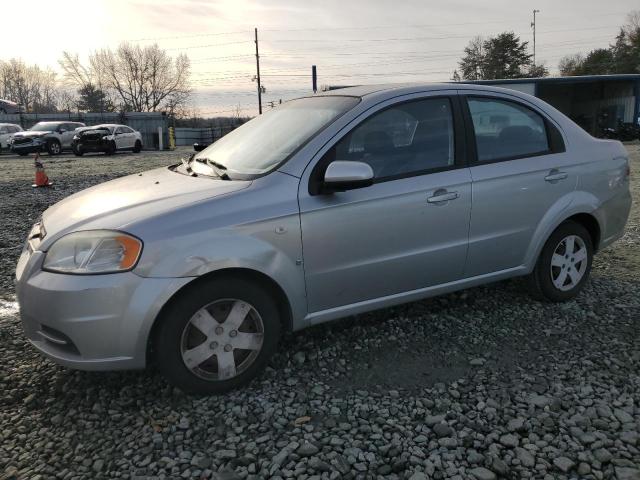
<box><xmin>10</xmin><ymin>121</ymin><xmax>85</xmax><ymax>156</ymax></box>
<box><xmin>0</xmin><ymin>123</ymin><xmax>23</xmax><ymax>153</ymax></box>
<box><xmin>72</xmin><ymin>124</ymin><xmax>143</xmax><ymax>156</ymax></box>
<box><xmin>16</xmin><ymin>84</ymin><xmax>631</xmax><ymax>394</ymax></box>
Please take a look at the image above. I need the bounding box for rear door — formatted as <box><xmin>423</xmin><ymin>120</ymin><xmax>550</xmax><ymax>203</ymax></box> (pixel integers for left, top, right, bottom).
<box><xmin>114</xmin><ymin>127</ymin><xmax>128</xmax><ymax>149</ymax></box>
<box><xmin>299</xmin><ymin>93</ymin><xmax>472</xmax><ymax>313</ymax></box>
<box><xmin>461</xmin><ymin>93</ymin><xmax>576</xmax><ymax>277</ymax></box>
<box><xmin>60</xmin><ymin>123</ymin><xmax>77</xmax><ymax>148</ymax></box>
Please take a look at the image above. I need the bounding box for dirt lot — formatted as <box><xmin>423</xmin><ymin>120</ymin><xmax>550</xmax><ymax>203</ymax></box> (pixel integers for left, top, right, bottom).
<box><xmin>0</xmin><ymin>146</ymin><xmax>638</xmax><ymax>480</ymax></box>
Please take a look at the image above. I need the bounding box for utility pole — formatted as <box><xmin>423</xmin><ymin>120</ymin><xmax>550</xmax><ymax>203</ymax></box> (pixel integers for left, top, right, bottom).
<box><xmin>312</xmin><ymin>65</ymin><xmax>317</xmax><ymax>93</ymax></box>
<box><xmin>254</xmin><ymin>27</ymin><xmax>262</xmax><ymax>114</ymax></box>
<box><xmin>531</xmin><ymin>9</ymin><xmax>540</xmax><ymax>67</ymax></box>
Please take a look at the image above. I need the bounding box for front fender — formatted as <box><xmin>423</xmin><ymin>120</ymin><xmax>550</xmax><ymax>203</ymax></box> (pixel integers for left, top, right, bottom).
<box><xmin>523</xmin><ymin>190</ymin><xmax>601</xmax><ymax>271</ymax></box>
<box><xmin>133</xmin><ymin>217</ymin><xmax>307</xmax><ymax>327</ymax></box>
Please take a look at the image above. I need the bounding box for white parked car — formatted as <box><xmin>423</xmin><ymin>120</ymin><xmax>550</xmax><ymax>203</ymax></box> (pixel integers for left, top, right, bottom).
<box><xmin>72</xmin><ymin>124</ymin><xmax>143</xmax><ymax>156</ymax></box>
<box><xmin>0</xmin><ymin>123</ymin><xmax>23</xmax><ymax>153</ymax></box>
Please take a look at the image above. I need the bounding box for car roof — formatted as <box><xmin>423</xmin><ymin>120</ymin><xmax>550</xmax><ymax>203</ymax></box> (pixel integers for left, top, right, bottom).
<box><xmin>92</xmin><ymin>124</ymin><xmax>128</xmax><ymax>128</ymax></box>
<box><xmin>317</xmin><ymin>82</ymin><xmax>536</xmax><ymax>99</ymax></box>
<box><xmin>35</xmin><ymin>121</ymin><xmax>83</xmax><ymax>125</ymax></box>
<box><xmin>0</xmin><ymin>123</ymin><xmax>21</xmax><ymax>127</ymax></box>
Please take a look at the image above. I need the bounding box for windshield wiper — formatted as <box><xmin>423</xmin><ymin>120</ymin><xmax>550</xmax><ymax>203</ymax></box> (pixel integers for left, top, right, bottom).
<box><xmin>181</xmin><ymin>154</ymin><xmax>197</xmax><ymax>176</ymax></box>
<box><xmin>195</xmin><ymin>157</ymin><xmax>231</xmax><ymax>180</ymax></box>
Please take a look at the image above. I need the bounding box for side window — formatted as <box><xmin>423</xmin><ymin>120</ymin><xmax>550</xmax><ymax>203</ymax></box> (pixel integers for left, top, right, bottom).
<box><xmin>122</xmin><ymin>126</ymin><xmax>134</xmax><ymax>133</ymax></box>
<box><xmin>467</xmin><ymin>97</ymin><xmax>550</xmax><ymax>163</ymax></box>
<box><xmin>334</xmin><ymin>98</ymin><xmax>455</xmax><ymax>180</ymax></box>
<box><xmin>0</xmin><ymin>127</ymin><xmax>7</xmax><ymax>134</ymax></box>
<box><xmin>115</xmin><ymin>127</ymin><xmax>125</xmax><ymax>134</ymax></box>
<box><xmin>10</xmin><ymin>126</ymin><xmax>20</xmax><ymax>133</ymax></box>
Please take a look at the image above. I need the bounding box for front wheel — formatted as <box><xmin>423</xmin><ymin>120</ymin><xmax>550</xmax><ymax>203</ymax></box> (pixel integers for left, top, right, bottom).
<box><xmin>132</xmin><ymin>140</ymin><xmax>142</xmax><ymax>153</ymax></box>
<box><xmin>104</xmin><ymin>141</ymin><xmax>116</xmax><ymax>155</ymax></box>
<box><xmin>46</xmin><ymin>140</ymin><xmax>61</xmax><ymax>155</ymax></box>
<box><xmin>154</xmin><ymin>277</ymin><xmax>281</xmax><ymax>394</ymax></box>
<box><xmin>527</xmin><ymin>221</ymin><xmax>593</xmax><ymax>302</ymax></box>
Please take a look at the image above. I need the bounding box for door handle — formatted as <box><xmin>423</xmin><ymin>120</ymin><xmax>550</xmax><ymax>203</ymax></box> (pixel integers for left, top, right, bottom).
<box><xmin>427</xmin><ymin>190</ymin><xmax>459</xmax><ymax>204</ymax></box>
<box><xmin>544</xmin><ymin>171</ymin><xmax>568</xmax><ymax>182</ymax></box>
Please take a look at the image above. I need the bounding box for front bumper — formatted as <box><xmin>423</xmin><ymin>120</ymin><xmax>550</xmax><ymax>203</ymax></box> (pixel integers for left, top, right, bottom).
<box><xmin>16</xmin><ymin>248</ymin><xmax>192</xmax><ymax>370</ymax></box>
<box><xmin>10</xmin><ymin>142</ymin><xmax>44</xmax><ymax>154</ymax></box>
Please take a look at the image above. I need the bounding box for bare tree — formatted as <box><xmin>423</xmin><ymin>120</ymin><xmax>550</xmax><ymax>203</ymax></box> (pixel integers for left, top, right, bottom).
<box><xmin>57</xmin><ymin>90</ymin><xmax>78</xmax><ymax>112</ymax></box>
<box><xmin>60</xmin><ymin>43</ymin><xmax>191</xmax><ymax>113</ymax></box>
<box><xmin>0</xmin><ymin>59</ymin><xmax>58</xmax><ymax>112</ymax></box>
<box><xmin>458</xmin><ymin>36</ymin><xmax>485</xmax><ymax>80</ymax></box>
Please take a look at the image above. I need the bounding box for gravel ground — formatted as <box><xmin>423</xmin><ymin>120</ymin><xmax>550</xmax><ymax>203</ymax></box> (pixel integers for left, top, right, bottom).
<box><xmin>0</xmin><ymin>145</ymin><xmax>639</xmax><ymax>480</ymax></box>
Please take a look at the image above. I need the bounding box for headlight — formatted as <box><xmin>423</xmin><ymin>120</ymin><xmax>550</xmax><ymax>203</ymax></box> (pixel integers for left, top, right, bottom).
<box><xmin>43</xmin><ymin>230</ymin><xmax>142</xmax><ymax>274</ymax></box>
<box><xmin>73</xmin><ymin>135</ymin><xmax>80</xmax><ymax>140</ymax></box>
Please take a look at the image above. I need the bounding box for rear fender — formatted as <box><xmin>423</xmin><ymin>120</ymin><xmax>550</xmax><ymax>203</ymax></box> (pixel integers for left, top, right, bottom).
<box><xmin>523</xmin><ymin>190</ymin><xmax>601</xmax><ymax>271</ymax></box>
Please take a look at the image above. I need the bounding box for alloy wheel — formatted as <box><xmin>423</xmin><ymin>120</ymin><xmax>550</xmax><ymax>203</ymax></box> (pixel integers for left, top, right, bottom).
<box><xmin>550</xmin><ymin>234</ymin><xmax>588</xmax><ymax>291</ymax></box>
<box><xmin>180</xmin><ymin>299</ymin><xmax>264</xmax><ymax>381</ymax></box>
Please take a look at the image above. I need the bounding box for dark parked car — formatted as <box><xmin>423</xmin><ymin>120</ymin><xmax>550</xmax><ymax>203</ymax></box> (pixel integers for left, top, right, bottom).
<box><xmin>0</xmin><ymin>99</ymin><xmax>22</xmax><ymax>114</ymax></box>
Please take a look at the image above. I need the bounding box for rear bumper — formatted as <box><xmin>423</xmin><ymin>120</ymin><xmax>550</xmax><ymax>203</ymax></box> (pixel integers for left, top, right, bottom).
<box><xmin>599</xmin><ymin>187</ymin><xmax>632</xmax><ymax>250</ymax></box>
<box><xmin>16</xmin><ymin>250</ymin><xmax>192</xmax><ymax>370</ymax></box>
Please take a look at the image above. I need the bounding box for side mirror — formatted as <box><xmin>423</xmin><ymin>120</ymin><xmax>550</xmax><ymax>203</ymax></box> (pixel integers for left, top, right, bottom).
<box><xmin>323</xmin><ymin>160</ymin><xmax>374</xmax><ymax>192</ymax></box>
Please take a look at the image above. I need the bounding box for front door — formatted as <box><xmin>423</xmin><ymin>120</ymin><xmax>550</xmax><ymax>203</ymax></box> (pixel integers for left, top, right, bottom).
<box><xmin>462</xmin><ymin>94</ymin><xmax>577</xmax><ymax>277</ymax></box>
<box><xmin>299</xmin><ymin>95</ymin><xmax>472</xmax><ymax>313</ymax></box>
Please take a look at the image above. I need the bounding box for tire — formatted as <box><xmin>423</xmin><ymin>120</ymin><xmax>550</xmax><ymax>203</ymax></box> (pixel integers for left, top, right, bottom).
<box><xmin>154</xmin><ymin>277</ymin><xmax>281</xmax><ymax>394</ymax></box>
<box><xmin>526</xmin><ymin>221</ymin><xmax>593</xmax><ymax>302</ymax></box>
<box><xmin>105</xmin><ymin>141</ymin><xmax>116</xmax><ymax>156</ymax></box>
<box><xmin>133</xmin><ymin>140</ymin><xmax>142</xmax><ymax>153</ymax></box>
<box><xmin>74</xmin><ymin>146</ymin><xmax>84</xmax><ymax>157</ymax></box>
<box><xmin>46</xmin><ymin>139</ymin><xmax>61</xmax><ymax>156</ymax></box>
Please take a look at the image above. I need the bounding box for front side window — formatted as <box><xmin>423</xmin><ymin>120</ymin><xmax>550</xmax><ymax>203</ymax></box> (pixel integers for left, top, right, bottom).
<box><xmin>332</xmin><ymin>98</ymin><xmax>455</xmax><ymax>180</ymax></box>
<box><xmin>467</xmin><ymin>97</ymin><xmax>549</xmax><ymax>163</ymax></box>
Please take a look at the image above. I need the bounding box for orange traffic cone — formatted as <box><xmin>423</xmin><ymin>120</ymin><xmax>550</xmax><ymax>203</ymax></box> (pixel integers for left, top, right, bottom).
<box><xmin>33</xmin><ymin>153</ymin><xmax>52</xmax><ymax>188</ymax></box>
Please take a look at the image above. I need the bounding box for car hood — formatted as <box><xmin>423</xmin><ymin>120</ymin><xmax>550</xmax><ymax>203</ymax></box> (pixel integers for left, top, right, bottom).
<box><xmin>14</xmin><ymin>131</ymin><xmax>50</xmax><ymax>138</ymax></box>
<box><xmin>40</xmin><ymin>166</ymin><xmax>251</xmax><ymax>249</ymax></box>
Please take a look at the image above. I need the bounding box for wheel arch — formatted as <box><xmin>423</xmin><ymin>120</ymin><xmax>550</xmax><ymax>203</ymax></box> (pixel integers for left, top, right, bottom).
<box><xmin>564</xmin><ymin>212</ymin><xmax>601</xmax><ymax>251</ymax></box>
<box><xmin>146</xmin><ymin>267</ymin><xmax>293</xmax><ymax>365</ymax></box>
<box><xmin>526</xmin><ymin>207</ymin><xmax>602</xmax><ymax>272</ymax></box>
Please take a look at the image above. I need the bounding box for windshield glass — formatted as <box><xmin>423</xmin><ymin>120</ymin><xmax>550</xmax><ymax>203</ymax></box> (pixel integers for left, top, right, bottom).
<box><xmin>192</xmin><ymin>96</ymin><xmax>359</xmax><ymax>176</ymax></box>
<box><xmin>30</xmin><ymin>123</ymin><xmax>59</xmax><ymax>132</ymax></box>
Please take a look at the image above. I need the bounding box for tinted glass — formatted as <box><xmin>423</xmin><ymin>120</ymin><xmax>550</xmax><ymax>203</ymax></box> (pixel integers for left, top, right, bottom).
<box><xmin>334</xmin><ymin>98</ymin><xmax>454</xmax><ymax>179</ymax></box>
<box><xmin>192</xmin><ymin>96</ymin><xmax>360</xmax><ymax>176</ymax></box>
<box><xmin>468</xmin><ymin>98</ymin><xmax>549</xmax><ymax>162</ymax></box>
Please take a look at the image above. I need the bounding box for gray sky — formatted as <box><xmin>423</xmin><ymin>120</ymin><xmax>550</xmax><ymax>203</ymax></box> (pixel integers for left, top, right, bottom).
<box><xmin>4</xmin><ymin>0</ymin><xmax>639</xmax><ymax>116</ymax></box>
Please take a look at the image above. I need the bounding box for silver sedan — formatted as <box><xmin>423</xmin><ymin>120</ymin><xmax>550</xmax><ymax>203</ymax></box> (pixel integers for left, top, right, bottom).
<box><xmin>15</xmin><ymin>83</ymin><xmax>632</xmax><ymax>394</ymax></box>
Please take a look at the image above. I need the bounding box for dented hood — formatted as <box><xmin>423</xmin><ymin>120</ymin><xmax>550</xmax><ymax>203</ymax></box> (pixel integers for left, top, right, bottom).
<box><xmin>39</xmin><ymin>166</ymin><xmax>251</xmax><ymax>249</ymax></box>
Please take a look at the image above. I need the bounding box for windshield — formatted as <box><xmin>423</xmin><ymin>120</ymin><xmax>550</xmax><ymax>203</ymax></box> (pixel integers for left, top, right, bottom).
<box><xmin>30</xmin><ymin>123</ymin><xmax>59</xmax><ymax>132</ymax></box>
<box><xmin>192</xmin><ymin>96</ymin><xmax>359</xmax><ymax>177</ymax></box>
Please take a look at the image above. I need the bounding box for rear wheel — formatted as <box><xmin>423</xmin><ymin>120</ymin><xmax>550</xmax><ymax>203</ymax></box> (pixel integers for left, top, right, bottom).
<box><xmin>133</xmin><ymin>140</ymin><xmax>142</xmax><ymax>153</ymax></box>
<box><xmin>527</xmin><ymin>221</ymin><xmax>593</xmax><ymax>302</ymax></box>
<box><xmin>154</xmin><ymin>277</ymin><xmax>281</xmax><ymax>394</ymax></box>
<box><xmin>46</xmin><ymin>139</ymin><xmax>61</xmax><ymax>156</ymax></box>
